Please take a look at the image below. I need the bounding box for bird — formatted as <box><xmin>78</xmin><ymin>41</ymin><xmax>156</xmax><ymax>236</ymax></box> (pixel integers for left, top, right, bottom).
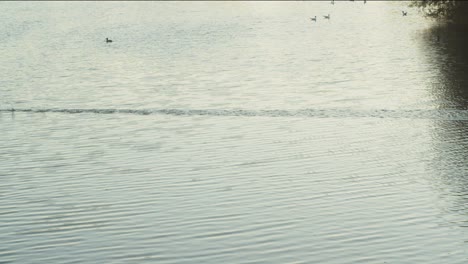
<box><xmin>323</xmin><ymin>14</ymin><xmax>330</xmax><ymax>19</ymax></box>
<box><xmin>310</xmin><ymin>16</ymin><xmax>317</xmax><ymax>22</ymax></box>
<box><xmin>402</xmin><ymin>11</ymin><xmax>407</xmax><ymax>16</ymax></box>
<box><xmin>106</xmin><ymin>38</ymin><xmax>113</xmax><ymax>43</ymax></box>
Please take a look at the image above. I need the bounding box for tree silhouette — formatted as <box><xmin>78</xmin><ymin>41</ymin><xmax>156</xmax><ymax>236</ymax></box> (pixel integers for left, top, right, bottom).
<box><xmin>411</xmin><ymin>1</ymin><xmax>468</xmax><ymax>24</ymax></box>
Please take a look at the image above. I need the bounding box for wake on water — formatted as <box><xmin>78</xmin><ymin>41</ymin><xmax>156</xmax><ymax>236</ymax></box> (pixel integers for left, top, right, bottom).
<box><xmin>2</xmin><ymin>107</ymin><xmax>468</xmax><ymax>120</ymax></box>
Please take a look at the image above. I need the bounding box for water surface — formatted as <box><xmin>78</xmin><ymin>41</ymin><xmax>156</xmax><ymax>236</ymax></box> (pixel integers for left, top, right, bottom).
<box><xmin>2</xmin><ymin>1</ymin><xmax>468</xmax><ymax>263</ymax></box>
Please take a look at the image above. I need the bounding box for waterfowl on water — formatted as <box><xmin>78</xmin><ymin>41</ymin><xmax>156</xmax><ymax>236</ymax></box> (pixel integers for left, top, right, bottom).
<box><xmin>324</xmin><ymin>14</ymin><xmax>330</xmax><ymax>19</ymax></box>
<box><xmin>310</xmin><ymin>16</ymin><xmax>317</xmax><ymax>22</ymax></box>
<box><xmin>106</xmin><ymin>38</ymin><xmax>113</xmax><ymax>43</ymax></box>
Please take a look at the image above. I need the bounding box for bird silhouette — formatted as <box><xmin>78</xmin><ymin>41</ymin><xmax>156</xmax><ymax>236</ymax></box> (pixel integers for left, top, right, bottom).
<box><xmin>106</xmin><ymin>38</ymin><xmax>113</xmax><ymax>43</ymax></box>
<box><xmin>310</xmin><ymin>16</ymin><xmax>317</xmax><ymax>22</ymax></box>
<box><xmin>323</xmin><ymin>14</ymin><xmax>330</xmax><ymax>19</ymax></box>
<box><xmin>402</xmin><ymin>11</ymin><xmax>408</xmax><ymax>16</ymax></box>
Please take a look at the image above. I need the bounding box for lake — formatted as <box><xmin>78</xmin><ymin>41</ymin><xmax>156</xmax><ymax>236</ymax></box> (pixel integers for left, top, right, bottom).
<box><xmin>1</xmin><ymin>1</ymin><xmax>468</xmax><ymax>263</ymax></box>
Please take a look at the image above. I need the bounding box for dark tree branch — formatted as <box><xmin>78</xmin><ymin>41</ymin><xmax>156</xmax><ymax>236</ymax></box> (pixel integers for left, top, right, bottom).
<box><xmin>411</xmin><ymin>1</ymin><xmax>468</xmax><ymax>24</ymax></box>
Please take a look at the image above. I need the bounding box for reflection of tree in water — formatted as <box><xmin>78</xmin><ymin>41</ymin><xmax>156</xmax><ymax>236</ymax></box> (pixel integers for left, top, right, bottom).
<box><xmin>429</xmin><ymin>119</ymin><xmax>468</xmax><ymax>222</ymax></box>
<box><xmin>422</xmin><ymin>24</ymin><xmax>468</xmax><ymax>222</ymax></box>
<box><xmin>422</xmin><ymin>24</ymin><xmax>468</xmax><ymax>109</ymax></box>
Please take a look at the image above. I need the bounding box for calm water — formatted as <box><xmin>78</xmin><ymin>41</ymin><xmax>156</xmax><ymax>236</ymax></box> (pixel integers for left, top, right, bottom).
<box><xmin>2</xmin><ymin>1</ymin><xmax>468</xmax><ymax>263</ymax></box>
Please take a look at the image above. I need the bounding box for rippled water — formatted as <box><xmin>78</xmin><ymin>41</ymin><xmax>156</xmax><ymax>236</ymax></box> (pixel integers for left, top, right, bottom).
<box><xmin>2</xmin><ymin>1</ymin><xmax>468</xmax><ymax>263</ymax></box>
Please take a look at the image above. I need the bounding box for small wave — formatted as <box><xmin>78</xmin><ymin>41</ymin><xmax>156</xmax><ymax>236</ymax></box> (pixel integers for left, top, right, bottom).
<box><xmin>1</xmin><ymin>107</ymin><xmax>468</xmax><ymax>120</ymax></box>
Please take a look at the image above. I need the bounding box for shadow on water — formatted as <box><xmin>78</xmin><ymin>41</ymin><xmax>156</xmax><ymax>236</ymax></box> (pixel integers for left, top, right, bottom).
<box><xmin>422</xmin><ymin>24</ymin><xmax>468</xmax><ymax>225</ymax></box>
